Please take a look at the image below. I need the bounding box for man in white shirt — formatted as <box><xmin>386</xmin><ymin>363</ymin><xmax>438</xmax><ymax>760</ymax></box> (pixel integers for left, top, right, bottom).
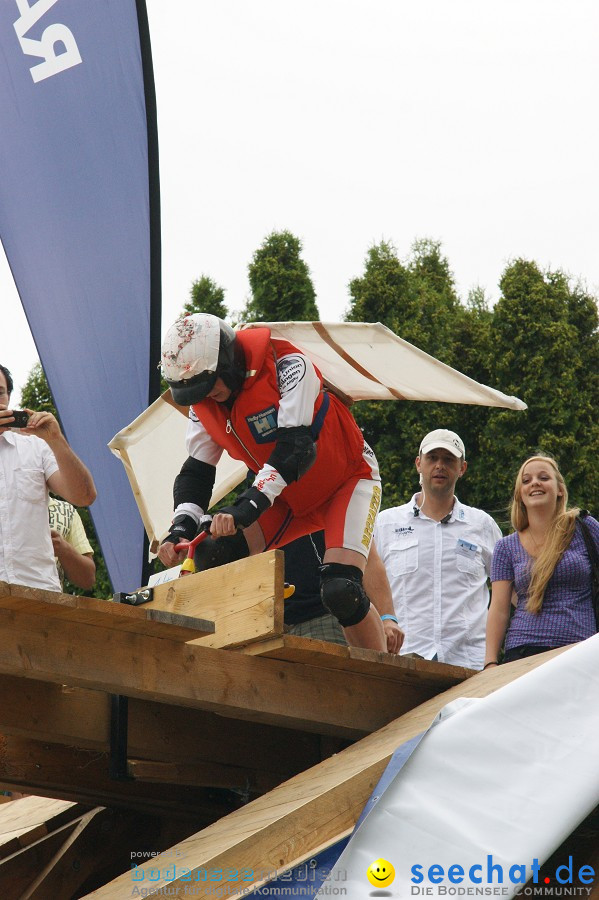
<box><xmin>0</xmin><ymin>364</ymin><xmax>96</xmax><ymax>592</ymax></box>
<box><xmin>366</xmin><ymin>429</ymin><xmax>501</xmax><ymax>669</ymax></box>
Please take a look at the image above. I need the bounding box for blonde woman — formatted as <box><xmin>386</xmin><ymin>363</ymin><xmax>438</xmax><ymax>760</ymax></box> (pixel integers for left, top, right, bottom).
<box><xmin>485</xmin><ymin>456</ymin><xmax>598</xmax><ymax>667</ymax></box>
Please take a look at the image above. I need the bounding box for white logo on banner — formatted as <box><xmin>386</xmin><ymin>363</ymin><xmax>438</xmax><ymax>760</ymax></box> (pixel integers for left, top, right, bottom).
<box><xmin>13</xmin><ymin>0</ymin><xmax>82</xmax><ymax>83</ymax></box>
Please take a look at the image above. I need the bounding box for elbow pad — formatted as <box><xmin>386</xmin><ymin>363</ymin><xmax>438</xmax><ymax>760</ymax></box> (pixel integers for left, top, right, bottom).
<box><xmin>267</xmin><ymin>426</ymin><xmax>316</xmax><ymax>485</ymax></box>
<box><xmin>174</xmin><ymin>457</ymin><xmax>216</xmax><ymax>512</ymax></box>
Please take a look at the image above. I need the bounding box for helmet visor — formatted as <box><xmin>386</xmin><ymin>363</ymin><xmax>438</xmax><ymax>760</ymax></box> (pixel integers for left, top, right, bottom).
<box><xmin>167</xmin><ymin>370</ymin><xmax>218</xmax><ymax>406</ymax></box>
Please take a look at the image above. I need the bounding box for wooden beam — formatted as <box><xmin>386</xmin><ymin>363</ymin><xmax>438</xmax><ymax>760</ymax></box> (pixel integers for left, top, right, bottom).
<box><xmin>0</xmin><ymin>676</ymin><xmax>339</xmax><ymax>780</ymax></box>
<box><xmin>244</xmin><ymin>634</ymin><xmax>473</xmax><ymax>687</ymax></box>
<box><xmin>0</xmin><ymin>608</ymin><xmax>442</xmax><ymax>737</ymax></box>
<box><xmin>0</xmin><ymin>716</ymin><xmax>327</xmax><ymax>799</ymax></box>
<box><xmin>0</xmin><ymin>806</ymin><xmax>173</xmax><ymax>900</ymax></box>
<box><xmin>0</xmin><ymin>736</ymin><xmax>246</xmax><ymax>821</ymax></box>
<box><xmin>0</xmin><ymin>796</ymin><xmax>88</xmax><ymax>860</ymax></box>
<box><xmin>0</xmin><ymin>817</ymin><xmax>80</xmax><ymax>899</ymax></box>
<box><xmin>0</xmin><ymin>581</ymin><xmax>213</xmax><ymax>642</ymax></box>
<box><xmin>20</xmin><ymin>807</ymin><xmax>152</xmax><ymax>900</ymax></box>
<box><xmin>146</xmin><ymin>551</ymin><xmax>285</xmax><ymax>649</ymax></box>
<box><xmin>127</xmin><ymin>760</ymin><xmax>283</xmax><ymax>793</ymax></box>
<box><xmin>86</xmin><ymin>650</ymin><xmax>568</xmax><ymax>898</ymax></box>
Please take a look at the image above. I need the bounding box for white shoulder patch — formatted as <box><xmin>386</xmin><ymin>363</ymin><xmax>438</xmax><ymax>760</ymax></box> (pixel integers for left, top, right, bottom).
<box><xmin>277</xmin><ymin>355</ymin><xmax>307</xmax><ymax>394</ymax></box>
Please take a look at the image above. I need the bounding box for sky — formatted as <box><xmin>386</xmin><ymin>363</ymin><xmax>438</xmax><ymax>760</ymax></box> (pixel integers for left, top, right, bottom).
<box><xmin>3</xmin><ymin>0</ymin><xmax>598</xmax><ymax>404</ymax></box>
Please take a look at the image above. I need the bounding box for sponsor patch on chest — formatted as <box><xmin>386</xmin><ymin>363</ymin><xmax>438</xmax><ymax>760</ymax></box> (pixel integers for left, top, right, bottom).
<box><xmin>394</xmin><ymin>525</ymin><xmax>415</xmax><ymax>535</ymax></box>
<box><xmin>246</xmin><ymin>406</ymin><xmax>278</xmax><ymax>443</ymax></box>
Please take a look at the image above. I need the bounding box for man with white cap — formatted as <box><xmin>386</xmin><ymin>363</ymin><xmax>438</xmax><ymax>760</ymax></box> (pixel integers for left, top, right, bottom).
<box><xmin>367</xmin><ymin>429</ymin><xmax>501</xmax><ymax>669</ymax></box>
<box><xmin>157</xmin><ymin>313</ymin><xmax>394</xmax><ymax>652</ymax></box>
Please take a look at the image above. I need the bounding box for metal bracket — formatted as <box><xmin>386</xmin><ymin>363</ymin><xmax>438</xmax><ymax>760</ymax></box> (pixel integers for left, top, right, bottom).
<box><xmin>112</xmin><ymin>588</ymin><xmax>153</xmax><ymax>606</ymax></box>
<box><xmin>109</xmin><ymin>589</ymin><xmax>153</xmax><ymax>779</ymax></box>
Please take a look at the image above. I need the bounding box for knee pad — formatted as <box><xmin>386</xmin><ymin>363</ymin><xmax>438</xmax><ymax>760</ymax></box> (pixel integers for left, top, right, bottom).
<box><xmin>319</xmin><ymin>563</ymin><xmax>370</xmax><ymax>628</ymax></box>
<box><xmin>194</xmin><ymin>530</ymin><xmax>249</xmax><ymax>571</ymax></box>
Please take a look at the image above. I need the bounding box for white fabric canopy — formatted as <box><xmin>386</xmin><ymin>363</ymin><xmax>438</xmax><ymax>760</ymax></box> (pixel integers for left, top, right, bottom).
<box><xmin>109</xmin><ymin>322</ymin><xmax>526</xmax><ymax>551</ymax></box>
<box><xmin>108</xmin><ymin>393</ymin><xmax>246</xmax><ymax>553</ymax></box>
<box><xmin>245</xmin><ymin>322</ymin><xmax>527</xmax><ymax>407</ymax></box>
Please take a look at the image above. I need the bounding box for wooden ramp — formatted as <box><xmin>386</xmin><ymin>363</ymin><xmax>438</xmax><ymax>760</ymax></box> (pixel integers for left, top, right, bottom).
<box><xmin>0</xmin><ymin>553</ymin><xmax>471</xmax><ymax>740</ymax></box>
<box><xmin>85</xmin><ymin>649</ymin><xmax>570</xmax><ymax>898</ymax></box>
<box><xmin>0</xmin><ymin>550</ymin><xmax>477</xmax><ymax>895</ymax></box>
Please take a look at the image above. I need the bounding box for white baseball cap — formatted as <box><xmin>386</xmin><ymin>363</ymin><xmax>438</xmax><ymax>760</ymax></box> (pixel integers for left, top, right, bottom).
<box><xmin>419</xmin><ymin>429</ymin><xmax>466</xmax><ymax>459</ymax></box>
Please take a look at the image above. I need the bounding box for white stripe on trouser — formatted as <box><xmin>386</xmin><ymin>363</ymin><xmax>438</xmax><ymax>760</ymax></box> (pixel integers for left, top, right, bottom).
<box><xmin>341</xmin><ymin>442</ymin><xmax>381</xmax><ymax>557</ymax></box>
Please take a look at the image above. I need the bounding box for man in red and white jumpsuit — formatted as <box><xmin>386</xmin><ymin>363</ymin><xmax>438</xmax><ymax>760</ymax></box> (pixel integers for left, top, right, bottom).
<box><xmin>158</xmin><ymin>314</ymin><xmax>398</xmax><ymax>652</ymax></box>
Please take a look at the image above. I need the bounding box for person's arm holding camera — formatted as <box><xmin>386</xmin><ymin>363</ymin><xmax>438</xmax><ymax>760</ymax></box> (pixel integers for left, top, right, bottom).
<box><xmin>24</xmin><ymin>410</ymin><xmax>96</xmax><ymax>507</ymax></box>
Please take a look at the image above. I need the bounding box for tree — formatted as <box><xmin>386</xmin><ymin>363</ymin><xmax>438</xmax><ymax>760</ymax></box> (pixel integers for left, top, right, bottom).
<box><xmin>183</xmin><ymin>275</ymin><xmax>228</xmax><ymax>319</ymax></box>
<box><xmin>242</xmin><ymin>230</ymin><xmax>319</xmax><ymax>322</ymax></box>
<box><xmin>345</xmin><ymin>244</ymin><xmax>599</xmax><ymax>522</ymax></box>
<box><xmin>403</xmin><ymin>238</ymin><xmax>467</xmax><ymax>366</ymax></box>
<box><xmin>345</xmin><ymin>239</ymin><xmax>491</xmax><ymax>510</ymax></box>
<box><xmin>18</xmin><ymin>362</ymin><xmax>56</xmax><ymax>414</ymax></box>
<box><xmin>480</xmin><ymin>260</ymin><xmax>599</xmax><ymax>513</ymax></box>
<box><xmin>345</xmin><ymin>240</ymin><xmax>411</xmax><ymax>331</ymax></box>
<box><xmin>20</xmin><ymin>363</ymin><xmax>112</xmax><ymax>598</ymax></box>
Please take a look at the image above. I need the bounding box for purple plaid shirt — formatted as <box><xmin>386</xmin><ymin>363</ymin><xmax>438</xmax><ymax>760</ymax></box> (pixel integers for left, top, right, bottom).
<box><xmin>491</xmin><ymin>516</ymin><xmax>599</xmax><ymax>650</ymax></box>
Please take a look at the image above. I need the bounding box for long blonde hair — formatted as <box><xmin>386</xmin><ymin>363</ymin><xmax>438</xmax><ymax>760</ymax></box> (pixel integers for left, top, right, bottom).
<box><xmin>511</xmin><ymin>455</ymin><xmax>579</xmax><ymax>614</ymax></box>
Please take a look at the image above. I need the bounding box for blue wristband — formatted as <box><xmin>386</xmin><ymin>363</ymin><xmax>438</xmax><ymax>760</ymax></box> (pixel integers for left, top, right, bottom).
<box><xmin>380</xmin><ymin>614</ymin><xmax>399</xmax><ymax>624</ymax></box>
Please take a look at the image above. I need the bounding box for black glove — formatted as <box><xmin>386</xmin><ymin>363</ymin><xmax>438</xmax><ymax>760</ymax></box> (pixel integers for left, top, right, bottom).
<box><xmin>217</xmin><ymin>487</ymin><xmax>271</xmax><ymax>528</ymax></box>
<box><xmin>161</xmin><ymin>514</ymin><xmax>197</xmax><ymax>546</ymax></box>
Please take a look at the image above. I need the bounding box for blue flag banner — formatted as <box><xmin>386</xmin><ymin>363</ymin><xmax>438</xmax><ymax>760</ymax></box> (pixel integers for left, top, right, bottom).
<box><xmin>0</xmin><ymin>0</ymin><xmax>160</xmax><ymax>591</ymax></box>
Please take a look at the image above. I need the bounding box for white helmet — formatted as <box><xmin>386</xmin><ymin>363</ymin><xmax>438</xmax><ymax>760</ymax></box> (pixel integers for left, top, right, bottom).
<box><xmin>161</xmin><ymin>314</ymin><xmax>242</xmax><ymax>405</ymax></box>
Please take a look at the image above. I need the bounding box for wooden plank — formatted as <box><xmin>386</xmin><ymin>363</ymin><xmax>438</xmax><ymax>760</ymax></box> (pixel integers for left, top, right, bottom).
<box><xmin>22</xmin><ymin>807</ymin><xmax>148</xmax><ymax>900</ymax></box>
<box><xmin>0</xmin><ymin>676</ymin><xmax>337</xmax><ymax>779</ymax></box>
<box><xmin>86</xmin><ymin>649</ymin><xmax>569</xmax><ymax>898</ymax></box>
<box><xmin>244</xmin><ymin>634</ymin><xmax>474</xmax><ymax>687</ymax></box>
<box><xmin>0</xmin><ymin>796</ymin><xmax>87</xmax><ymax>860</ymax></box>
<box><xmin>0</xmin><ymin>806</ymin><xmax>195</xmax><ymax>900</ymax></box>
<box><xmin>0</xmin><ymin>818</ymin><xmax>80</xmax><ymax>900</ymax></box>
<box><xmin>127</xmin><ymin>760</ymin><xmax>283</xmax><ymax>793</ymax></box>
<box><xmin>0</xmin><ymin>608</ymin><xmax>438</xmax><ymax>738</ymax></box>
<box><xmin>0</xmin><ymin>807</ymin><xmax>166</xmax><ymax>900</ymax></box>
<box><xmin>0</xmin><ymin>736</ymin><xmax>246</xmax><ymax>821</ymax></box>
<box><xmin>146</xmin><ymin>550</ymin><xmax>285</xmax><ymax>648</ymax></box>
<box><xmin>0</xmin><ymin>581</ymin><xmax>214</xmax><ymax>642</ymax></box>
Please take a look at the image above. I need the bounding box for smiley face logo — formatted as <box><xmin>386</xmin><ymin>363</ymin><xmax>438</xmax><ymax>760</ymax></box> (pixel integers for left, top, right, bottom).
<box><xmin>367</xmin><ymin>858</ymin><xmax>395</xmax><ymax>888</ymax></box>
